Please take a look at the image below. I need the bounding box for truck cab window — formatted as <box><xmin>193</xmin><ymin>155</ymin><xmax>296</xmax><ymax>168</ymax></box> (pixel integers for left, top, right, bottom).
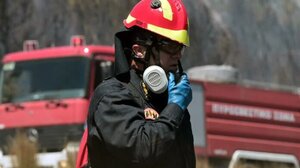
<box><xmin>93</xmin><ymin>60</ymin><xmax>114</xmax><ymax>89</ymax></box>
<box><xmin>0</xmin><ymin>57</ymin><xmax>90</xmax><ymax>103</ymax></box>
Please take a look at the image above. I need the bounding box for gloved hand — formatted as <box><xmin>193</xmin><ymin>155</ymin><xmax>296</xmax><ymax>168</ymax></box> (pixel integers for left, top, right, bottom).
<box><xmin>168</xmin><ymin>72</ymin><xmax>192</xmax><ymax>110</ymax></box>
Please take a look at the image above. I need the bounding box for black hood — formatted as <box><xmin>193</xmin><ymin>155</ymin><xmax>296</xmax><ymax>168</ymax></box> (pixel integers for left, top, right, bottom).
<box><xmin>114</xmin><ymin>29</ymin><xmax>136</xmax><ymax>76</ymax></box>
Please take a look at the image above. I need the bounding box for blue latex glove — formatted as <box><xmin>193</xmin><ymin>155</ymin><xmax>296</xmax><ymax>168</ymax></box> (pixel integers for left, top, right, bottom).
<box><xmin>168</xmin><ymin>73</ymin><xmax>192</xmax><ymax>110</ymax></box>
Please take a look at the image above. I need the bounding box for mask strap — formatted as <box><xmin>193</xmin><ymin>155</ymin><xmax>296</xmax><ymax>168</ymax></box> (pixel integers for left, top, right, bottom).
<box><xmin>143</xmin><ymin>42</ymin><xmax>158</xmax><ymax>69</ymax></box>
<box><xmin>153</xmin><ymin>44</ymin><xmax>161</xmax><ymax>67</ymax></box>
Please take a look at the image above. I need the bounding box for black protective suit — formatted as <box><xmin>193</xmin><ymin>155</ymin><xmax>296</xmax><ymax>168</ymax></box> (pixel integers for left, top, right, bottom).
<box><xmin>87</xmin><ymin>30</ymin><xmax>196</xmax><ymax>168</ymax></box>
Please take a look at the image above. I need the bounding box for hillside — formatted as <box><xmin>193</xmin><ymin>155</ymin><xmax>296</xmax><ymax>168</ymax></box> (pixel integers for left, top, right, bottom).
<box><xmin>1</xmin><ymin>0</ymin><xmax>300</xmax><ymax>86</ymax></box>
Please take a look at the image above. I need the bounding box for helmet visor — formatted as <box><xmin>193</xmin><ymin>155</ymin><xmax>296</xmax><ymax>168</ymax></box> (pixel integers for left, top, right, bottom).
<box><xmin>157</xmin><ymin>39</ymin><xmax>185</xmax><ymax>55</ymax></box>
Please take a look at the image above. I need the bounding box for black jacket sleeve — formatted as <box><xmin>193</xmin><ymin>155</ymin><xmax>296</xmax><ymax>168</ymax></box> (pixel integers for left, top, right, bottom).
<box><xmin>89</xmin><ymin>79</ymin><xmax>186</xmax><ymax>164</ymax></box>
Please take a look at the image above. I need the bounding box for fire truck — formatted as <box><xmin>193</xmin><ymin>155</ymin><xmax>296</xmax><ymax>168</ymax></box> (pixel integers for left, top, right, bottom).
<box><xmin>187</xmin><ymin>66</ymin><xmax>300</xmax><ymax>168</ymax></box>
<box><xmin>0</xmin><ymin>36</ymin><xmax>115</xmax><ymax>168</ymax></box>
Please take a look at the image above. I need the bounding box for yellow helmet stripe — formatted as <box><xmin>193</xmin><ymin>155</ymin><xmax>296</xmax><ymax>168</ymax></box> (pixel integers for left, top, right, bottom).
<box><xmin>160</xmin><ymin>0</ymin><xmax>173</xmax><ymax>21</ymax></box>
<box><xmin>125</xmin><ymin>15</ymin><xmax>190</xmax><ymax>46</ymax></box>
<box><xmin>125</xmin><ymin>14</ymin><xmax>136</xmax><ymax>24</ymax></box>
<box><xmin>147</xmin><ymin>23</ymin><xmax>189</xmax><ymax>46</ymax></box>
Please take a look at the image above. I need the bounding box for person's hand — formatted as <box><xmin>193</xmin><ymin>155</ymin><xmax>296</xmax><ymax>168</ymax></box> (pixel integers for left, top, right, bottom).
<box><xmin>168</xmin><ymin>73</ymin><xmax>192</xmax><ymax>110</ymax></box>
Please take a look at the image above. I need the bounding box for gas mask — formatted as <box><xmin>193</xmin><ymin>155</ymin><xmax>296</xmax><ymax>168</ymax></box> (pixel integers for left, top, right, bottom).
<box><xmin>142</xmin><ymin>61</ymin><xmax>183</xmax><ymax>94</ymax></box>
<box><xmin>143</xmin><ymin>65</ymin><xmax>168</xmax><ymax>94</ymax></box>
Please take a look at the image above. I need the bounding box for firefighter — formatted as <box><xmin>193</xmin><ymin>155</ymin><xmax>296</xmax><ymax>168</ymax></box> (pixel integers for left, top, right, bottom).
<box><xmin>87</xmin><ymin>0</ymin><xmax>195</xmax><ymax>167</ymax></box>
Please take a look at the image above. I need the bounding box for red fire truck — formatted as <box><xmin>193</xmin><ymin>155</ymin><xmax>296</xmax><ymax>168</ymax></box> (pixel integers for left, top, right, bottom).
<box><xmin>0</xmin><ymin>36</ymin><xmax>115</xmax><ymax>168</ymax></box>
<box><xmin>188</xmin><ymin>66</ymin><xmax>300</xmax><ymax>168</ymax></box>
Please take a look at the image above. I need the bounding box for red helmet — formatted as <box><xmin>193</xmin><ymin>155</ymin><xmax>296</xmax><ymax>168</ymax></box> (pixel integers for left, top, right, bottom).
<box><xmin>124</xmin><ymin>0</ymin><xmax>189</xmax><ymax>46</ymax></box>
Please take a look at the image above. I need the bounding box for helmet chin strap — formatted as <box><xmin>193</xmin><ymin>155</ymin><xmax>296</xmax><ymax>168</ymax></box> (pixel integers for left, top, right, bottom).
<box><xmin>153</xmin><ymin>45</ymin><xmax>161</xmax><ymax>67</ymax></box>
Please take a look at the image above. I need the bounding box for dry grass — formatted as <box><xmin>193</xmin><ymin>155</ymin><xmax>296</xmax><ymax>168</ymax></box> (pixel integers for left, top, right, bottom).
<box><xmin>66</xmin><ymin>150</ymin><xmax>77</xmax><ymax>168</ymax></box>
<box><xmin>6</xmin><ymin>134</ymin><xmax>295</xmax><ymax>168</ymax></box>
<box><xmin>7</xmin><ymin>130</ymin><xmax>78</xmax><ymax>168</ymax></box>
<box><xmin>196</xmin><ymin>156</ymin><xmax>210</xmax><ymax>168</ymax></box>
<box><xmin>8</xmin><ymin>130</ymin><xmax>39</xmax><ymax>168</ymax></box>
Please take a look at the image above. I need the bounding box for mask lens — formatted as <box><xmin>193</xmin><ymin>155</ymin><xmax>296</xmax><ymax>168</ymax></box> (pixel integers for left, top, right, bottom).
<box><xmin>158</xmin><ymin>40</ymin><xmax>184</xmax><ymax>55</ymax></box>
